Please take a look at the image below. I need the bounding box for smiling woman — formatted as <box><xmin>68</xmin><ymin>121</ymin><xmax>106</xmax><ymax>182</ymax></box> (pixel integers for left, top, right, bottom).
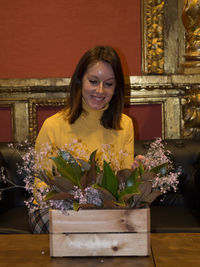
<box><xmin>29</xmin><ymin>46</ymin><xmax>134</xmax><ymax>234</ymax></box>
<box><xmin>82</xmin><ymin>61</ymin><xmax>116</xmax><ymax>110</ymax></box>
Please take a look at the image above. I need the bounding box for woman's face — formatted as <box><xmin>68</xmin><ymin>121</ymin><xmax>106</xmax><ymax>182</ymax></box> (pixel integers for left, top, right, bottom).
<box><xmin>82</xmin><ymin>61</ymin><xmax>116</xmax><ymax>110</ymax></box>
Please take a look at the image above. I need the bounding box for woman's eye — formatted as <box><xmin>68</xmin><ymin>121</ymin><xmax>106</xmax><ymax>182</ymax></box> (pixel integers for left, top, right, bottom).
<box><xmin>105</xmin><ymin>82</ymin><xmax>113</xmax><ymax>87</ymax></box>
<box><xmin>89</xmin><ymin>79</ymin><xmax>98</xmax><ymax>85</ymax></box>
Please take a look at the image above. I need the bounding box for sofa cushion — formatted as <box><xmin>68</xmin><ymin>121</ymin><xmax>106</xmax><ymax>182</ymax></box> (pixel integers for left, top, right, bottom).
<box><xmin>0</xmin><ymin>207</ymin><xmax>31</xmax><ymax>234</ymax></box>
<box><xmin>151</xmin><ymin>206</ymin><xmax>200</xmax><ymax>233</ymax></box>
<box><xmin>194</xmin><ymin>153</ymin><xmax>200</xmax><ymax>213</ymax></box>
<box><xmin>0</xmin><ymin>151</ymin><xmax>9</xmax><ymax>214</ymax></box>
<box><xmin>0</xmin><ymin>143</ymin><xmax>29</xmax><ymax>209</ymax></box>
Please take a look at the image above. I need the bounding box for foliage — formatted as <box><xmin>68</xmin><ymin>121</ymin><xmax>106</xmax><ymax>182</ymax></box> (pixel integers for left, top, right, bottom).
<box><xmin>0</xmin><ymin>138</ymin><xmax>181</xmax><ymax>212</ymax></box>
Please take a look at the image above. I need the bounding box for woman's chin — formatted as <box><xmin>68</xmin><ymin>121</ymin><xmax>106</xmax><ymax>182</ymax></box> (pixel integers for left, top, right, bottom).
<box><xmin>90</xmin><ymin>104</ymin><xmax>104</xmax><ymax>110</ymax></box>
<box><xmin>88</xmin><ymin>101</ymin><xmax>105</xmax><ymax>110</ymax></box>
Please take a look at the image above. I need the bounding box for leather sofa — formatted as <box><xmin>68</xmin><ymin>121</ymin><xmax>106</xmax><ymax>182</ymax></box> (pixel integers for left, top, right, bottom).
<box><xmin>135</xmin><ymin>139</ymin><xmax>200</xmax><ymax>233</ymax></box>
<box><xmin>0</xmin><ymin>139</ymin><xmax>200</xmax><ymax>234</ymax></box>
<box><xmin>0</xmin><ymin>143</ymin><xmax>31</xmax><ymax>233</ymax></box>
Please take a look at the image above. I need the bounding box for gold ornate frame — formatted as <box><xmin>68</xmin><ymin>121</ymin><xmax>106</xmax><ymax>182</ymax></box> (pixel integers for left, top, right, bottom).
<box><xmin>142</xmin><ymin>0</ymin><xmax>165</xmax><ymax>74</ymax></box>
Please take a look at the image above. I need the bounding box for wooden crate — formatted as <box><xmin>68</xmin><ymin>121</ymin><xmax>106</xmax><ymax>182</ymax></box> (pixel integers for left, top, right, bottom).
<box><xmin>49</xmin><ymin>208</ymin><xmax>150</xmax><ymax>257</ymax></box>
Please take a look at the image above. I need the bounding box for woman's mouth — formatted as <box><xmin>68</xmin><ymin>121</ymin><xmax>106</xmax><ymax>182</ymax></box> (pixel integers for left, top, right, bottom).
<box><xmin>91</xmin><ymin>95</ymin><xmax>105</xmax><ymax>101</ymax></box>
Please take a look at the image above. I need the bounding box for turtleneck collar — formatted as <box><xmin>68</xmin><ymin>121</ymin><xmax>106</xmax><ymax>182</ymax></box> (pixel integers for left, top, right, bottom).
<box><xmin>82</xmin><ymin>98</ymin><xmax>108</xmax><ymax>117</ymax></box>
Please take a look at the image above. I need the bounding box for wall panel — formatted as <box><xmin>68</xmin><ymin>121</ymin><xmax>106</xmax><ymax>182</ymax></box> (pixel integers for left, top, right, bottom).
<box><xmin>124</xmin><ymin>104</ymin><xmax>162</xmax><ymax>140</ymax></box>
<box><xmin>37</xmin><ymin>106</ymin><xmax>64</xmax><ymax>133</ymax></box>
<box><xmin>0</xmin><ymin>107</ymin><xmax>13</xmax><ymax>142</ymax></box>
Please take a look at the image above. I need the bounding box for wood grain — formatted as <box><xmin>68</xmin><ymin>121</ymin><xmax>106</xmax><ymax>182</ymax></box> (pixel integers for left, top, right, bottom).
<box><xmin>50</xmin><ymin>233</ymin><xmax>150</xmax><ymax>257</ymax></box>
<box><xmin>49</xmin><ymin>208</ymin><xmax>150</xmax><ymax>257</ymax></box>
<box><xmin>151</xmin><ymin>233</ymin><xmax>200</xmax><ymax>267</ymax></box>
<box><xmin>0</xmin><ymin>234</ymin><xmax>154</xmax><ymax>267</ymax></box>
<box><xmin>49</xmin><ymin>208</ymin><xmax>150</xmax><ymax>233</ymax></box>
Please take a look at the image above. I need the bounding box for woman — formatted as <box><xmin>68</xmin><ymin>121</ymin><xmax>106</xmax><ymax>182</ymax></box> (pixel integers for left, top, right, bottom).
<box><xmin>30</xmin><ymin>46</ymin><xmax>134</xmax><ymax>233</ymax></box>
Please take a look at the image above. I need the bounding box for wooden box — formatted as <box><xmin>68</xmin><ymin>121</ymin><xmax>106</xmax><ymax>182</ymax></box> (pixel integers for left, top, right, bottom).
<box><xmin>49</xmin><ymin>208</ymin><xmax>150</xmax><ymax>257</ymax></box>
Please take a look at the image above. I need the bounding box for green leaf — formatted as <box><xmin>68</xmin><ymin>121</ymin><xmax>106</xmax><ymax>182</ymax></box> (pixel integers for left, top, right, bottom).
<box><xmin>96</xmin><ymin>172</ymin><xmax>103</xmax><ymax>185</ymax></box>
<box><xmin>44</xmin><ymin>190</ymin><xmax>59</xmax><ymax>200</ymax></box>
<box><xmin>78</xmin><ymin>203</ymin><xmax>98</xmax><ymax>209</ymax></box>
<box><xmin>58</xmin><ymin>149</ymin><xmax>75</xmax><ymax>162</ymax></box>
<box><xmin>52</xmin><ymin>176</ymin><xmax>75</xmax><ymax>192</ymax></box>
<box><xmin>112</xmin><ymin>199</ymin><xmax>126</xmax><ymax>207</ymax></box>
<box><xmin>77</xmin><ymin>159</ymin><xmax>90</xmax><ymax>171</ymax></box>
<box><xmin>119</xmin><ymin>181</ymin><xmax>141</xmax><ymax>201</ymax></box>
<box><xmin>51</xmin><ymin>155</ymin><xmax>81</xmax><ymax>187</ymax></box>
<box><xmin>142</xmin><ymin>190</ymin><xmax>161</xmax><ymax>205</ymax></box>
<box><xmin>101</xmin><ymin>161</ymin><xmax>118</xmax><ymax>198</ymax></box>
<box><xmin>103</xmin><ymin>199</ymin><xmax>120</xmax><ymax>208</ymax></box>
<box><xmin>80</xmin><ymin>150</ymin><xmax>97</xmax><ymax>188</ymax></box>
<box><xmin>126</xmin><ymin>168</ymin><xmax>140</xmax><ymax>187</ymax></box>
<box><xmin>70</xmin><ymin>162</ymin><xmax>82</xmax><ymax>186</ymax></box>
<box><xmin>133</xmin><ymin>181</ymin><xmax>152</xmax><ymax>208</ymax></box>
<box><xmin>54</xmin><ymin>149</ymin><xmax>82</xmax><ymax>187</ymax></box>
<box><xmin>45</xmin><ymin>191</ymin><xmax>74</xmax><ymax>201</ymax></box>
<box><xmin>88</xmin><ymin>150</ymin><xmax>97</xmax><ymax>165</ymax></box>
<box><xmin>141</xmin><ymin>171</ymin><xmax>156</xmax><ymax>181</ymax></box>
<box><xmin>93</xmin><ymin>184</ymin><xmax>116</xmax><ymax>202</ymax></box>
<box><xmin>138</xmin><ymin>163</ymin><xmax>145</xmax><ymax>175</ymax></box>
<box><xmin>89</xmin><ymin>150</ymin><xmax>101</xmax><ymax>174</ymax></box>
<box><xmin>116</xmin><ymin>169</ymin><xmax>132</xmax><ymax>184</ymax></box>
<box><xmin>150</xmin><ymin>162</ymin><xmax>168</xmax><ymax>175</ymax></box>
<box><xmin>73</xmin><ymin>201</ymin><xmax>80</xmax><ymax>211</ymax></box>
<box><xmin>38</xmin><ymin>170</ymin><xmax>53</xmax><ymax>185</ymax></box>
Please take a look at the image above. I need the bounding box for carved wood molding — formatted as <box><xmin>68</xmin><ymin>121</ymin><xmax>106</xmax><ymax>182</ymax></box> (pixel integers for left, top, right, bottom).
<box><xmin>142</xmin><ymin>0</ymin><xmax>165</xmax><ymax>74</ymax></box>
<box><xmin>182</xmin><ymin>87</ymin><xmax>200</xmax><ymax>138</ymax></box>
<box><xmin>0</xmin><ymin>85</ymin><xmax>69</xmax><ymax>94</ymax></box>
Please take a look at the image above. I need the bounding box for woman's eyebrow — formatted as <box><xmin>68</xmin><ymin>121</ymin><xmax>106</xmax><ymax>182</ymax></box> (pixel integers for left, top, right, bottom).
<box><xmin>87</xmin><ymin>75</ymin><xmax>115</xmax><ymax>80</ymax></box>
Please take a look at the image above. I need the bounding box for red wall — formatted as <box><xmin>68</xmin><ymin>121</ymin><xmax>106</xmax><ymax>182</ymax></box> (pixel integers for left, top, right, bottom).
<box><xmin>124</xmin><ymin>104</ymin><xmax>162</xmax><ymax>140</ymax></box>
<box><xmin>0</xmin><ymin>1</ymin><xmax>163</xmax><ymax>142</ymax></box>
<box><xmin>0</xmin><ymin>107</ymin><xmax>12</xmax><ymax>142</ymax></box>
<box><xmin>0</xmin><ymin>0</ymin><xmax>141</xmax><ymax>78</ymax></box>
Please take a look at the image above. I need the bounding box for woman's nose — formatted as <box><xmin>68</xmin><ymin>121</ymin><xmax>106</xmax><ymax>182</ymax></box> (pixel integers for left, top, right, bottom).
<box><xmin>96</xmin><ymin>82</ymin><xmax>104</xmax><ymax>93</ymax></box>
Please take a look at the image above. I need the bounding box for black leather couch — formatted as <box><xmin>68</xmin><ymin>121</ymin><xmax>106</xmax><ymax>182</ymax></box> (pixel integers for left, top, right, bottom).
<box><xmin>135</xmin><ymin>139</ymin><xmax>200</xmax><ymax>233</ymax></box>
<box><xmin>0</xmin><ymin>143</ymin><xmax>31</xmax><ymax>233</ymax></box>
<box><xmin>0</xmin><ymin>139</ymin><xmax>200</xmax><ymax>234</ymax></box>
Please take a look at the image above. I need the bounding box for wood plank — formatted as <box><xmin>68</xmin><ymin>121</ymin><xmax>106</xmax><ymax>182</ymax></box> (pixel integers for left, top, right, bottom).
<box><xmin>50</xmin><ymin>232</ymin><xmax>150</xmax><ymax>257</ymax></box>
<box><xmin>49</xmin><ymin>208</ymin><xmax>150</xmax><ymax>233</ymax></box>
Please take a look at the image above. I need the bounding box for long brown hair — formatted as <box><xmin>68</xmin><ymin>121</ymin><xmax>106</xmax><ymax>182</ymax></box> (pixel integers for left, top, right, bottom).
<box><xmin>65</xmin><ymin>46</ymin><xmax>125</xmax><ymax>129</ymax></box>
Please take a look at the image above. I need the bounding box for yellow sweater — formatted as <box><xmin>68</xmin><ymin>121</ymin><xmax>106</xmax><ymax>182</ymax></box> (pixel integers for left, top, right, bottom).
<box><xmin>35</xmin><ymin>101</ymin><xmax>134</xmax><ymax>169</ymax></box>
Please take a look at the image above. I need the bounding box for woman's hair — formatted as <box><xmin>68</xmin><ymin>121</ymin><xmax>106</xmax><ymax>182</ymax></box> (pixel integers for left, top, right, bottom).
<box><xmin>65</xmin><ymin>46</ymin><xmax>125</xmax><ymax>129</ymax></box>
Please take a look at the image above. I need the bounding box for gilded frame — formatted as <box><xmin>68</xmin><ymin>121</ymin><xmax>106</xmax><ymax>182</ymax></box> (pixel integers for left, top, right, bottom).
<box><xmin>142</xmin><ymin>0</ymin><xmax>165</xmax><ymax>74</ymax></box>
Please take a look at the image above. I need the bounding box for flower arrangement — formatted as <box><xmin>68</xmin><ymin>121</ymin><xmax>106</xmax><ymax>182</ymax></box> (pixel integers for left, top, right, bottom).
<box><xmin>0</xmin><ymin>138</ymin><xmax>181</xmax><ymax>212</ymax></box>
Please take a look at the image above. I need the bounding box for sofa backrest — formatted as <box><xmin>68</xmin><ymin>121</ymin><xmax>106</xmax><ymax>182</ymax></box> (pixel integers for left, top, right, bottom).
<box><xmin>0</xmin><ymin>143</ymin><xmax>29</xmax><ymax>210</ymax></box>
<box><xmin>135</xmin><ymin>139</ymin><xmax>200</xmax><ymax>211</ymax></box>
